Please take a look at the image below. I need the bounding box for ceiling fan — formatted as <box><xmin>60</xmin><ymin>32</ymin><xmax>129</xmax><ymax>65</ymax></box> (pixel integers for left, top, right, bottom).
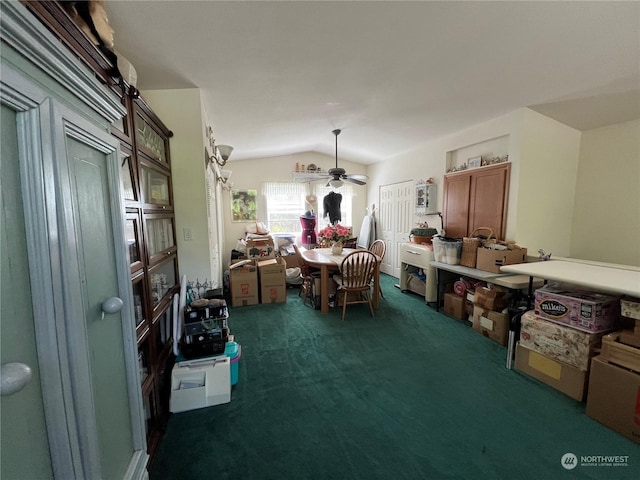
<box><xmin>297</xmin><ymin>129</ymin><xmax>368</xmax><ymax>187</ymax></box>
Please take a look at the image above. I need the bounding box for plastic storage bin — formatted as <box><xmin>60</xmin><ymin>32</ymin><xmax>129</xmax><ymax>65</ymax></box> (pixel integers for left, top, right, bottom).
<box><xmin>170</xmin><ymin>355</ymin><xmax>230</xmax><ymax>413</ymax></box>
<box><xmin>432</xmin><ymin>237</ymin><xmax>463</xmax><ymax>265</ymax></box>
<box><xmin>225</xmin><ymin>341</ymin><xmax>242</xmax><ymax>386</ymax></box>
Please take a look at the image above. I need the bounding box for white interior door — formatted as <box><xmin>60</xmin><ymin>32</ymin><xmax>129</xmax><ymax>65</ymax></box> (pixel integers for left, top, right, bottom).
<box><xmin>379</xmin><ymin>180</ymin><xmax>414</xmax><ymax>277</ymax></box>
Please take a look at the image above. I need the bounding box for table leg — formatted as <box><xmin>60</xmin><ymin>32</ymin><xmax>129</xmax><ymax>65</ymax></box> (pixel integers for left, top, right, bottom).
<box><xmin>320</xmin><ymin>265</ymin><xmax>329</xmax><ymax>313</ymax></box>
<box><xmin>435</xmin><ymin>268</ymin><xmax>441</xmax><ymax>312</ymax></box>
<box><xmin>373</xmin><ymin>262</ymin><xmax>380</xmax><ymax>308</ymax></box>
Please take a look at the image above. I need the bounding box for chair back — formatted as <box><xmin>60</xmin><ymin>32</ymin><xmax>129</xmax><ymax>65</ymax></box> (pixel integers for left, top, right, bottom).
<box><xmin>339</xmin><ymin>250</ymin><xmax>377</xmax><ymax>289</ymax></box>
<box><xmin>293</xmin><ymin>244</ymin><xmax>311</xmax><ymax>276</ymax></box>
<box><xmin>369</xmin><ymin>239</ymin><xmax>386</xmax><ymax>259</ymax></box>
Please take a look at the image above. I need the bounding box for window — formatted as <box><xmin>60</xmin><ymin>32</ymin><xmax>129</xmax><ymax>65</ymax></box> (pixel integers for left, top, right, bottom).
<box><xmin>315</xmin><ymin>184</ymin><xmax>355</xmax><ymax>230</ymax></box>
<box><xmin>262</xmin><ymin>182</ymin><xmax>307</xmax><ymax>234</ymax></box>
<box><xmin>262</xmin><ymin>182</ymin><xmax>355</xmax><ymax>236</ymax></box>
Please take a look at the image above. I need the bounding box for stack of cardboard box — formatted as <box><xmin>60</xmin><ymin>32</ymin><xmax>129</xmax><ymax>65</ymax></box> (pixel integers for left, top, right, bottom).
<box><xmin>256</xmin><ymin>258</ymin><xmax>287</xmax><ymax>304</ymax></box>
<box><xmin>229</xmin><ymin>236</ymin><xmax>288</xmax><ymax>306</ymax></box>
<box><xmin>515</xmin><ymin>286</ymin><xmax>620</xmax><ymax>402</ymax></box>
<box><xmin>471</xmin><ymin>285</ymin><xmax>511</xmax><ymax>346</ymax></box>
<box><xmin>586</xmin><ymin>297</ymin><xmax>640</xmax><ymax>444</ymax></box>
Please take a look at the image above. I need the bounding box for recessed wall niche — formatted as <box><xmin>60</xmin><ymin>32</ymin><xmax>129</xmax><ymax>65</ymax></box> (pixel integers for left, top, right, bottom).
<box><xmin>446</xmin><ymin>135</ymin><xmax>509</xmax><ymax>172</ymax></box>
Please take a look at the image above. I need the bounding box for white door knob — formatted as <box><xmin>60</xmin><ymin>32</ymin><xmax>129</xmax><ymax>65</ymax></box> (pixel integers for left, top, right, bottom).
<box><xmin>101</xmin><ymin>297</ymin><xmax>123</xmax><ymax>319</ymax></box>
<box><xmin>1</xmin><ymin>363</ymin><xmax>33</xmax><ymax>396</ymax></box>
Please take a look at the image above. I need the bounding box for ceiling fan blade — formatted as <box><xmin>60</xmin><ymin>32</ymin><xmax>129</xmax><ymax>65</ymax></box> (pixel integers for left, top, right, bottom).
<box><xmin>345</xmin><ymin>174</ymin><xmax>368</xmax><ymax>181</ymax></box>
<box><xmin>343</xmin><ymin>176</ymin><xmax>366</xmax><ymax>186</ymax></box>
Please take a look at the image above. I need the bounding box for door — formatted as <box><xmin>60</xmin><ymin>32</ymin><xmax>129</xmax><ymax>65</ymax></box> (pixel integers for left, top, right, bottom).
<box><xmin>443</xmin><ymin>163</ymin><xmax>510</xmax><ymax>239</ymax></box>
<box><xmin>443</xmin><ymin>173</ymin><xmax>471</xmax><ymax>238</ymax></box>
<box><xmin>67</xmin><ymin>135</ymin><xmax>135</xmax><ymax>478</ymax></box>
<box><xmin>468</xmin><ymin>163</ymin><xmax>510</xmax><ymax>239</ymax></box>
<box><xmin>379</xmin><ymin>181</ymin><xmax>414</xmax><ymax>277</ymax></box>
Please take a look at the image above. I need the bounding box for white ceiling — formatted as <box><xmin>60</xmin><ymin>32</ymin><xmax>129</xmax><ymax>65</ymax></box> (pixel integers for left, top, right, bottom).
<box><xmin>106</xmin><ymin>1</ymin><xmax>640</xmax><ymax>164</ymax></box>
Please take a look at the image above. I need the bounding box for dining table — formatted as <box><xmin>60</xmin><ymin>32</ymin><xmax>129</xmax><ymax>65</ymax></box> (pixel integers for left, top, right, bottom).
<box><xmin>299</xmin><ymin>247</ymin><xmax>381</xmax><ymax>313</ymax></box>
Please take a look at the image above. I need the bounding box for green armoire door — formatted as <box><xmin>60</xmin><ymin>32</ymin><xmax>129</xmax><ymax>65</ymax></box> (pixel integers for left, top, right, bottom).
<box><xmin>67</xmin><ymin>137</ymin><xmax>133</xmax><ymax>479</ymax></box>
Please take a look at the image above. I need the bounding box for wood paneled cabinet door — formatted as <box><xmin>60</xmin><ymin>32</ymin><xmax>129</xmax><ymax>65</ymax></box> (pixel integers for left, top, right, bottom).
<box><xmin>443</xmin><ymin>163</ymin><xmax>511</xmax><ymax>239</ymax></box>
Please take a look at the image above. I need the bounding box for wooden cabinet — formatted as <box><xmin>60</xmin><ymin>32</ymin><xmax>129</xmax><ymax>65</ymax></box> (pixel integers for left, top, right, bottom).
<box><xmin>443</xmin><ymin>163</ymin><xmax>510</xmax><ymax>239</ymax></box>
<box><xmin>118</xmin><ymin>94</ymin><xmax>177</xmax><ymax>459</ymax></box>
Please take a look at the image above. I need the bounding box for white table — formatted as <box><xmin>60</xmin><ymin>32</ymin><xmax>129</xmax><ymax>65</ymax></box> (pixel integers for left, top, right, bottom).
<box><xmin>430</xmin><ymin>261</ymin><xmax>543</xmax><ymax>311</ymax></box>
<box><xmin>500</xmin><ymin>259</ymin><xmax>640</xmax><ymax>298</ymax></box>
<box><xmin>500</xmin><ymin>258</ymin><xmax>640</xmax><ymax>369</ymax></box>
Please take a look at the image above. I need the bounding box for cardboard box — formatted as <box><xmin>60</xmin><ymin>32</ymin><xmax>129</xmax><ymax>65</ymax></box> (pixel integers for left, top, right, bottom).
<box><xmin>229</xmin><ymin>260</ymin><xmax>259</xmax><ymax>307</ymax></box>
<box><xmin>465</xmin><ymin>292</ymin><xmax>475</xmax><ymax>316</ymax></box>
<box><xmin>586</xmin><ymin>356</ymin><xmax>640</xmax><ymax>445</ymax></box>
<box><xmin>534</xmin><ymin>285</ymin><xmax>620</xmax><ymax>333</ymax></box>
<box><xmin>515</xmin><ymin>343</ymin><xmax>588</xmax><ymax>401</ymax></box>
<box><xmin>472</xmin><ymin>305</ymin><xmax>509</xmax><ymax>346</ymax></box>
<box><xmin>258</xmin><ymin>257</ymin><xmax>287</xmax><ymax>304</ymax></box>
<box><xmin>444</xmin><ymin>292</ymin><xmax>466</xmax><ymax>320</ymax></box>
<box><xmin>601</xmin><ymin>332</ymin><xmax>640</xmax><ymax>373</ymax></box>
<box><xmin>621</xmin><ymin>297</ymin><xmax>640</xmax><ymax>320</ymax></box>
<box><xmin>519</xmin><ymin>310</ymin><xmax>605</xmax><ymax>371</ymax></box>
<box><xmin>245</xmin><ymin>237</ymin><xmax>276</xmax><ymax>260</ymax></box>
<box><xmin>282</xmin><ymin>253</ymin><xmax>302</xmax><ymax>269</ymax></box>
<box><xmin>476</xmin><ymin>247</ymin><xmax>527</xmax><ymax>274</ymax></box>
<box><xmin>474</xmin><ymin>285</ymin><xmax>511</xmax><ymax>311</ymax></box>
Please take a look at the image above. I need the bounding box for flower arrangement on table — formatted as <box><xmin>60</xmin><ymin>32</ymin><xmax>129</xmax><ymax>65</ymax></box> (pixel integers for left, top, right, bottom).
<box><xmin>318</xmin><ymin>223</ymin><xmax>351</xmax><ymax>252</ymax></box>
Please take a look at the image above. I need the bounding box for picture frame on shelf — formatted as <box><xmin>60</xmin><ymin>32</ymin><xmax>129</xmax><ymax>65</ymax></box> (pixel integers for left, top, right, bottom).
<box><xmin>468</xmin><ymin>156</ymin><xmax>482</xmax><ymax>168</ymax></box>
<box><xmin>231</xmin><ymin>189</ymin><xmax>258</xmax><ymax>222</ymax></box>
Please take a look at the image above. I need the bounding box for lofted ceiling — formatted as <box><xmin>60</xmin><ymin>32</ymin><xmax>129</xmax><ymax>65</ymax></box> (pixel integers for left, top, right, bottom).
<box><xmin>105</xmin><ymin>1</ymin><xmax>640</xmax><ymax>164</ymax></box>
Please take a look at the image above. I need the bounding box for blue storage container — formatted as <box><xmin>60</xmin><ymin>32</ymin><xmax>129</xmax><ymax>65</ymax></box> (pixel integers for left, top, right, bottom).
<box><xmin>225</xmin><ymin>341</ymin><xmax>241</xmax><ymax>386</ymax></box>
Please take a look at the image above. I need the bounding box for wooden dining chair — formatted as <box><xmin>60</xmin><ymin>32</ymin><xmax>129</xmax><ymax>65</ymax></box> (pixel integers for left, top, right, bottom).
<box><xmin>332</xmin><ymin>250</ymin><xmax>377</xmax><ymax>321</ymax></box>
<box><xmin>293</xmin><ymin>244</ymin><xmax>315</xmax><ymax>306</ymax></box>
<box><xmin>368</xmin><ymin>239</ymin><xmax>386</xmax><ymax>298</ymax></box>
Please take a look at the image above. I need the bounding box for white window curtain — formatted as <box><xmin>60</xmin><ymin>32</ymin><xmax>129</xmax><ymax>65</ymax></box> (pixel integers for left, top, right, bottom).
<box><xmin>262</xmin><ymin>182</ymin><xmax>308</xmax><ymax>197</ymax></box>
<box><xmin>314</xmin><ymin>184</ymin><xmax>355</xmax><ymax>229</ymax></box>
<box><xmin>261</xmin><ymin>182</ymin><xmax>308</xmax><ymax>234</ymax></box>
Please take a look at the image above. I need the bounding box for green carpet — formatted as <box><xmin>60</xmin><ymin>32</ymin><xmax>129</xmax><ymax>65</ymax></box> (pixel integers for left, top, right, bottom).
<box><xmin>150</xmin><ymin>274</ymin><xmax>639</xmax><ymax>480</ymax></box>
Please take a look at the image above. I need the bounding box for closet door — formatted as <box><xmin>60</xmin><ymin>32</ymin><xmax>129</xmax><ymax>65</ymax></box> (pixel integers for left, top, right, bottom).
<box><xmin>379</xmin><ymin>180</ymin><xmax>413</xmax><ymax>277</ymax></box>
<box><xmin>468</xmin><ymin>163</ymin><xmax>510</xmax><ymax>240</ymax></box>
<box><xmin>443</xmin><ymin>163</ymin><xmax>510</xmax><ymax>239</ymax></box>
<box><xmin>443</xmin><ymin>173</ymin><xmax>471</xmax><ymax>238</ymax></box>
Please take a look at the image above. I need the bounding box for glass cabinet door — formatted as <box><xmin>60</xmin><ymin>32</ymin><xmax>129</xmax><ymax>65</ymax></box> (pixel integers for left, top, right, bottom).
<box><xmin>145</xmin><ymin>215</ymin><xmax>175</xmax><ymax>262</ymax></box>
<box><xmin>126</xmin><ymin>213</ymin><xmax>144</xmax><ymax>273</ymax></box>
<box><xmin>140</xmin><ymin>162</ymin><xmax>171</xmax><ymax>208</ymax></box>
<box><xmin>135</xmin><ymin>112</ymin><xmax>168</xmax><ymax>165</ymax></box>
<box><xmin>149</xmin><ymin>255</ymin><xmax>178</xmax><ymax>309</ymax></box>
<box><xmin>120</xmin><ymin>146</ymin><xmax>137</xmax><ymax>203</ymax></box>
<box><xmin>132</xmin><ymin>274</ymin><xmax>148</xmax><ymax>337</ymax></box>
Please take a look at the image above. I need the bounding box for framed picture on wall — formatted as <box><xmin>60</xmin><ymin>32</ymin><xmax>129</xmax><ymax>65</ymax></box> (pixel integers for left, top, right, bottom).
<box><xmin>231</xmin><ymin>189</ymin><xmax>258</xmax><ymax>222</ymax></box>
<box><xmin>468</xmin><ymin>156</ymin><xmax>482</xmax><ymax>168</ymax></box>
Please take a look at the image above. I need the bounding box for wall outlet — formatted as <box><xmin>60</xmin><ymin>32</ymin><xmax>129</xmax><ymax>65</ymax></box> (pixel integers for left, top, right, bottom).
<box><xmin>183</xmin><ymin>227</ymin><xmax>193</xmax><ymax>241</ymax></box>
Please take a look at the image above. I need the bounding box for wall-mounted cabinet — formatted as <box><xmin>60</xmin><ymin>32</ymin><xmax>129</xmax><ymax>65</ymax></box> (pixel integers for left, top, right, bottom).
<box><xmin>443</xmin><ymin>163</ymin><xmax>511</xmax><ymax>239</ymax></box>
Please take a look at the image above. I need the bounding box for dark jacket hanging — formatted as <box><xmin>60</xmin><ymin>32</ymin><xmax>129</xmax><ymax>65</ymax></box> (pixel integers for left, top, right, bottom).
<box><xmin>323</xmin><ymin>191</ymin><xmax>342</xmax><ymax>224</ymax></box>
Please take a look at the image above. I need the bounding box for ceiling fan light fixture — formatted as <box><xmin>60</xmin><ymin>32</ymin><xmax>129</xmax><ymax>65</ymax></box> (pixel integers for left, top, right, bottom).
<box><xmin>329</xmin><ymin>178</ymin><xmax>343</xmax><ymax>188</ymax></box>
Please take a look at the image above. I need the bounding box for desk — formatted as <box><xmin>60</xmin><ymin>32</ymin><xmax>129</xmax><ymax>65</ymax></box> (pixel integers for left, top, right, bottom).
<box><xmin>300</xmin><ymin>248</ymin><xmax>380</xmax><ymax>313</ymax></box>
